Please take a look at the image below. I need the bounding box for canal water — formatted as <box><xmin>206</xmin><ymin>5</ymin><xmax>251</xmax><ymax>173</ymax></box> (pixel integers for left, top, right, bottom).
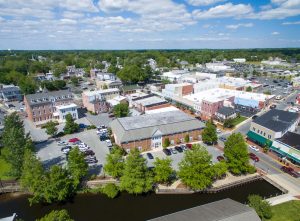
<box><xmin>0</xmin><ymin>179</ymin><xmax>282</xmax><ymax>221</ymax></box>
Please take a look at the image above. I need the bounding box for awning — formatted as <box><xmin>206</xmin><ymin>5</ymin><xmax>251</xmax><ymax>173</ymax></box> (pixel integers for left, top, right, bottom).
<box><xmin>271</xmin><ymin>146</ymin><xmax>300</xmax><ymax>164</ymax></box>
<box><xmin>247</xmin><ymin>131</ymin><xmax>272</xmax><ymax>146</ymax></box>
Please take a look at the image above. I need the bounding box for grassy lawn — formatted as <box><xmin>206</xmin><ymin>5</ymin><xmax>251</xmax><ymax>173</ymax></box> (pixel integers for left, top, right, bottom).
<box><xmin>232</xmin><ymin>116</ymin><xmax>247</xmax><ymax>127</ymax></box>
<box><xmin>270</xmin><ymin>200</ymin><xmax>300</xmax><ymax>221</ymax></box>
<box><xmin>0</xmin><ymin>156</ymin><xmax>14</xmax><ymax>180</ymax></box>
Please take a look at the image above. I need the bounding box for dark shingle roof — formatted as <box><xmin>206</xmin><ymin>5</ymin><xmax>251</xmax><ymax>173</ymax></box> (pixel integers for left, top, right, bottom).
<box><xmin>148</xmin><ymin>198</ymin><xmax>260</xmax><ymax>221</ymax></box>
<box><xmin>253</xmin><ymin>109</ymin><xmax>299</xmax><ymax>132</ymax></box>
<box><xmin>216</xmin><ymin>106</ymin><xmax>236</xmax><ymax>116</ymax></box>
<box><xmin>25</xmin><ymin>90</ymin><xmax>73</xmax><ymax>105</ymax></box>
<box><xmin>277</xmin><ymin>132</ymin><xmax>300</xmax><ymax>150</ymax></box>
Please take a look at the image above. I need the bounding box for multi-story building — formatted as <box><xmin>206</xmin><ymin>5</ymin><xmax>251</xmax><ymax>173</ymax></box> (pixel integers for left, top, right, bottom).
<box><xmin>270</xmin><ymin>132</ymin><xmax>300</xmax><ymax>165</ymax></box>
<box><xmin>90</xmin><ymin>69</ymin><xmax>116</xmax><ymax>81</ymax></box>
<box><xmin>66</xmin><ymin>65</ymin><xmax>85</xmax><ymax>77</ymax></box>
<box><xmin>96</xmin><ymin>79</ymin><xmax>122</xmax><ymax>90</ymax></box>
<box><xmin>24</xmin><ymin>90</ymin><xmax>77</xmax><ymax>125</ymax></box>
<box><xmin>82</xmin><ymin>88</ymin><xmax>119</xmax><ymax>114</ymax></box>
<box><xmin>247</xmin><ymin>109</ymin><xmax>300</xmax><ymax>146</ymax></box>
<box><xmin>0</xmin><ymin>84</ymin><xmax>22</xmax><ymax>102</ymax></box>
<box><xmin>110</xmin><ymin>110</ymin><xmax>204</xmax><ymax>152</ymax></box>
<box><xmin>132</xmin><ymin>94</ymin><xmax>169</xmax><ymax>113</ymax></box>
<box><xmin>162</xmin><ymin>83</ymin><xmax>193</xmax><ymax>98</ymax></box>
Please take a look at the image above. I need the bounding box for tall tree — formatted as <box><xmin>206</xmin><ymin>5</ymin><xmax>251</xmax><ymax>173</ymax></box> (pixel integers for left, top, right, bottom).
<box><xmin>67</xmin><ymin>147</ymin><xmax>88</xmax><ymax>188</ymax></box>
<box><xmin>248</xmin><ymin>195</ymin><xmax>273</xmax><ymax>220</ymax></box>
<box><xmin>153</xmin><ymin>158</ymin><xmax>174</xmax><ymax>184</ymax></box>
<box><xmin>104</xmin><ymin>147</ymin><xmax>125</xmax><ymax>178</ymax></box>
<box><xmin>120</xmin><ymin>148</ymin><xmax>153</xmax><ymax>194</ymax></box>
<box><xmin>2</xmin><ymin>113</ymin><xmax>33</xmax><ymax>177</ymax></box>
<box><xmin>44</xmin><ymin>121</ymin><xmax>58</xmax><ymax>137</ymax></box>
<box><xmin>201</xmin><ymin>121</ymin><xmax>218</xmax><ymax>145</ymax></box>
<box><xmin>63</xmin><ymin>113</ymin><xmax>79</xmax><ymax>134</ymax></box>
<box><xmin>224</xmin><ymin>133</ymin><xmax>252</xmax><ymax>175</ymax></box>
<box><xmin>37</xmin><ymin>210</ymin><xmax>74</xmax><ymax>221</ymax></box>
<box><xmin>117</xmin><ymin>65</ymin><xmax>146</xmax><ymax>83</ymax></box>
<box><xmin>113</xmin><ymin>103</ymin><xmax>129</xmax><ymax>118</ymax></box>
<box><xmin>178</xmin><ymin>144</ymin><xmax>215</xmax><ymax>190</ymax></box>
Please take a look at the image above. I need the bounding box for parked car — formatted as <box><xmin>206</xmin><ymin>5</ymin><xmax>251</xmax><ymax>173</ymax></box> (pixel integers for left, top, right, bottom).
<box><xmin>186</xmin><ymin>143</ymin><xmax>192</xmax><ymax>149</ymax></box>
<box><xmin>180</xmin><ymin>145</ymin><xmax>187</xmax><ymax>151</ymax></box>
<box><xmin>84</xmin><ymin>150</ymin><xmax>95</xmax><ymax>156</ymax></box>
<box><xmin>249</xmin><ymin>153</ymin><xmax>259</xmax><ymax>162</ymax></box>
<box><xmin>57</xmin><ymin>141</ymin><xmax>68</xmax><ymax>146</ymax></box>
<box><xmin>170</xmin><ymin>148</ymin><xmax>178</xmax><ymax>154</ymax></box>
<box><xmin>270</xmin><ymin>104</ymin><xmax>277</xmax><ymax>109</ymax></box>
<box><xmin>216</xmin><ymin>129</ymin><xmax>222</xmax><ymax>133</ymax></box>
<box><xmin>249</xmin><ymin>145</ymin><xmax>259</xmax><ymax>152</ymax></box>
<box><xmin>99</xmin><ymin>135</ymin><xmax>108</xmax><ymax>141</ymax></box>
<box><xmin>219</xmin><ymin>137</ymin><xmax>227</xmax><ymax>142</ymax></box>
<box><xmin>175</xmin><ymin>146</ymin><xmax>183</xmax><ymax>153</ymax></box>
<box><xmin>146</xmin><ymin>153</ymin><xmax>154</xmax><ymax>160</ymax></box>
<box><xmin>61</xmin><ymin>146</ymin><xmax>72</xmax><ymax>151</ymax></box>
<box><xmin>252</xmin><ymin>115</ymin><xmax>258</xmax><ymax>120</ymax></box>
<box><xmin>69</xmin><ymin>138</ymin><xmax>80</xmax><ymax>143</ymax></box>
<box><xmin>105</xmin><ymin>139</ymin><xmax>112</xmax><ymax>147</ymax></box>
<box><xmin>280</xmin><ymin>166</ymin><xmax>300</xmax><ymax>178</ymax></box>
<box><xmin>217</xmin><ymin>155</ymin><xmax>225</xmax><ymax>161</ymax></box>
<box><xmin>163</xmin><ymin>148</ymin><xmax>171</xmax><ymax>156</ymax></box>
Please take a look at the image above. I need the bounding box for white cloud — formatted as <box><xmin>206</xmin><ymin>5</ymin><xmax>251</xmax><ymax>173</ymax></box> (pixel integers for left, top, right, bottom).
<box><xmin>192</xmin><ymin>3</ymin><xmax>253</xmax><ymax>19</ymax></box>
<box><xmin>282</xmin><ymin>21</ymin><xmax>300</xmax><ymax>25</ymax></box>
<box><xmin>226</xmin><ymin>23</ymin><xmax>253</xmax><ymax>29</ymax></box>
<box><xmin>185</xmin><ymin>0</ymin><xmax>226</xmax><ymax>6</ymax></box>
<box><xmin>63</xmin><ymin>11</ymin><xmax>85</xmax><ymax>19</ymax></box>
<box><xmin>272</xmin><ymin>31</ymin><xmax>280</xmax><ymax>35</ymax></box>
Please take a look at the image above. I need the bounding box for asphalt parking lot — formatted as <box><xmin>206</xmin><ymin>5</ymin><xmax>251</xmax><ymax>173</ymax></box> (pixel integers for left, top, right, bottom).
<box><xmin>141</xmin><ymin>142</ymin><xmax>223</xmax><ymax>171</ymax></box>
<box><xmin>36</xmin><ymin>129</ymin><xmax>110</xmax><ymax>175</ymax></box>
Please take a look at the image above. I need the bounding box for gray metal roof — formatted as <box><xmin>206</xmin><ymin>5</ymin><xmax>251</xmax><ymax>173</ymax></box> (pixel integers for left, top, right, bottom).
<box><xmin>110</xmin><ymin>111</ymin><xmax>204</xmax><ymax>143</ymax></box>
<box><xmin>216</xmin><ymin>106</ymin><xmax>236</xmax><ymax>116</ymax></box>
<box><xmin>253</xmin><ymin>109</ymin><xmax>299</xmax><ymax>132</ymax></box>
<box><xmin>148</xmin><ymin>199</ymin><xmax>261</xmax><ymax>221</ymax></box>
<box><xmin>25</xmin><ymin>90</ymin><xmax>73</xmax><ymax>106</ymax></box>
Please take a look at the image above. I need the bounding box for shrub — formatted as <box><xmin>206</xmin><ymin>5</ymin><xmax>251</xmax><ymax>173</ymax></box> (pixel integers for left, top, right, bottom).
<box><xmin>163</xmin><ymin>138</ymin><xmax>170</xmax><ymax>148</ymax></box>
<box><xmin>101</xmin><ymin>184</ymin><xmax>119</xmax><ymax>199</ymax></box>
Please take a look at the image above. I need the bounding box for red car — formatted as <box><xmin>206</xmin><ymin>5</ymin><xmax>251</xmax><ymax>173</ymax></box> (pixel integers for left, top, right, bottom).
<box><xmin>69</xmin><ymin>138</ymin><xmax>80</xmax><ymax>143</ymax></box>
<box><xmin>217</xmin><ymin>155</ymin><xmax>225</xmax><ymax>161</ymax></box>
<box><xmin>281</xmin><ymin>166</ymin><xmax>300</xmax><ymax>178</ymax></box>
<box><xmin>186</xmin><ymin>143</ymin><xmax>192</xmax><ymax>149</ymax></box>
<box><xmin>249</xmin><ymin>153</ymin><xmax>259</xmax><ymax>162</ymax></box>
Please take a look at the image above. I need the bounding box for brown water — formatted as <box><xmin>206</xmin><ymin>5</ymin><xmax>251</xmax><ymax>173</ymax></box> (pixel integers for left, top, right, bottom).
<box><xmin>0</xmin><ymin>179</ymin><xmax>282</xmax><ymax>221</ymax></box>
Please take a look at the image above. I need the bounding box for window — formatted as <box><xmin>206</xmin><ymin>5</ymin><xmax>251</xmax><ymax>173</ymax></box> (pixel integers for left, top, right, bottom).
<box><xmin>263</xmin><ymin>132</ymin><xmax>266</xmax><ymax>136</ymax></box>
<box><xmin>257</xmin><ymin>129</ymin><xmax>260</xmax><ymax>133</ymax></box>
<box><xmin>252</xmin><ymin>127</ymin><xmax>255</xmax><ymax>132</ymax></box>
<box><xmin>268</xmin><ymin>135</ymin><xmax>271</xmax><ymax>139</ymax></box>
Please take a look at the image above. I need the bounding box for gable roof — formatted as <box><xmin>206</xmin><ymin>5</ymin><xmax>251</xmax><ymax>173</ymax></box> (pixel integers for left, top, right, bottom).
<box><xmin>148</xmin><ymin>198</ymin><xmax>260</xmax><ymax>221</ymax></box>
<box><xmin>110</xmin><ymin>111</ymin><xmax>204</xmax><ymax>143</ymax></box>
<box><xmin>253</xmin><ymin>109</ymin><xmax>299</xmax><ymax>132</ymax></box>
<box><xmin>216</xmin><ymin>106</ymin><xmax>236</xmax><ymax>116</ymax></box>
<box><xmin>277</xmin><ymin>132</ymin><xmax>300</xmax><ymax>151</ymax></box>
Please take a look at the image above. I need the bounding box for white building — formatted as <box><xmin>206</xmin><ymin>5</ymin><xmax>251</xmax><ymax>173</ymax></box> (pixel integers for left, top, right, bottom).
<box><xmin>162</xmin><ymin>69</ymin><xmax>189</xmax><ymax>82</ymax></box>
<box><xmin>233</xmin><ymin>58</ymin><xmax>246</xmax><ymax>63</ymax></box>
<box><xmin>162</xmin><ymin>83</ymin><xmax>193</xmax><ymax>98</ymax></box>
<box><xmin>54</xmin><ymin>103</ymin><xmax>78</xmax><ymax>123</ymax></box>
<box><xmin>206</xmin><ymin>62</ymin><xmax>232</xmax><ymax>72</ymax></box>
<box><xmin>193</xmin><ymin>80</ymin><xmax>220</xmax><ymax>93</ymax></box>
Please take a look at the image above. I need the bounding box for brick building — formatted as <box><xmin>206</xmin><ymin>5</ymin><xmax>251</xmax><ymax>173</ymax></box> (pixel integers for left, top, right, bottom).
<box><xmin>24</xmin><ymin>90</ymin><xmax>77</xmax><ymax>125</ymax></box>
<box><xmin>110</xmin><ymin>110</ymin><xmax>204</xmax><ymax>152</ymax></box>
<box><xmin>132</xmin><ymin>94</ymin><xmax>170</xmax><ymax>113</ymax></box>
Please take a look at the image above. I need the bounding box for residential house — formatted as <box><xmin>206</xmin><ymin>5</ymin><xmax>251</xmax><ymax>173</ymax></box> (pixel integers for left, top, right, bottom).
<box><xmin>215</xmin><ymin>106</ymin><xmax>236</xmax><ymax>122</ymax></box>
<box><xmin>247</xmin><ymin>109</ymin><xmax>300</xmax><ymax>146</ymax></box>
<box><xmin>0</xmin><ymin>84</ymin><xmax>22</xmax><ymax>102</ymax></box>
<box><xmin>110</xmin><ymin>110</ymin><xmax>204</xmax><ymax>152</ymax></box>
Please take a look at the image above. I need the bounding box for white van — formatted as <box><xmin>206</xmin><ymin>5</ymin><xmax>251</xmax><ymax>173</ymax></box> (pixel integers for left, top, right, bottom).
<box><xmin>275</xmin><ymin>95</ymin><xmax>282</xmax><ymax>100</ymax></box>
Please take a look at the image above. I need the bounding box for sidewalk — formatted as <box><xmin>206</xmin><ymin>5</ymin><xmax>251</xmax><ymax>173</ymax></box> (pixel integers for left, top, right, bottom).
<box><xmin>267</xmin><ymin>193</ymin><xmax>298</xmax><ymax>206</ymax></box>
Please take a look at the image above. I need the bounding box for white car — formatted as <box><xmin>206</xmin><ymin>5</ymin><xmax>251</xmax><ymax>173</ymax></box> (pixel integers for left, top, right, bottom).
<box><xmin>249</xmin><ymin>145</ymin><xmax>259</xmax><ymax>152</ymax></box>
<box><xmin>62</xmin><ymin>148</ymin><xmax>71</xmax><ymax>154</ymax></box>
<box><xmin>58</xmin><ymin>141</ymin><xmax>68</xmax><ymax>146</ymax></box>
<box><xmin>216</xmin><ymin>129</ymin><xmax>222</xmax><ymax>133</ymax></box>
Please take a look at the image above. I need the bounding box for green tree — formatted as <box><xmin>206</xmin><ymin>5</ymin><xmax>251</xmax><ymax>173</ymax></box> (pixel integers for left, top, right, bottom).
<box><xmin>53</xmin><ymin>63</ymin><xmax>66</xmax><ymax>78</ymax></box>
<box><xmin>100</xmin><ymin>183</ymin><xmax>119</xmax><ymax>199</ymax></box>
<box><xmin>184</xmin><ymin>134</ymin><xmax>190</xmax><ymax>143</ymax></box>
<box><xmin>19</xmin><ymin>77</ymin><xmax>37</xmax><ymax>94</ymax></box>
<box><xmin>246</xmin><ymin>86</ymin><xmax>252</xmax><ymax>92</ymax></box>
<box><xmin>70</xmin><ymin>76</ymin><xmax>79</xmax><ymax>86</ymax></box>
<box><xmin>212</xmin><ymin>161</ymin><xmax>227</xmax><ymax>179</ymax></box>
<box><xmin>104</xmin><ymin>146</ymin><xmax>125</xmax><ymax>178</ymax></box>
<box><xmin>162</xmin><ymin>138</ymin><xmax>170</xmax><ymax>148</ymax></box>
<box><xmin>20</xmin><ymin>150</ymin><xmax>45</xmax><ymax>205</ymax></box>
<box><xmin>107</xmin><ymin>65</ymin><xmax>119</xmax><ymax>74</ymax></box>
<box><xmin>63</xmin><ymin>113</ymin><xmax>79</xmax><ymax>134</ymax></box>
<box><xmin>202</xmin><ymin>122</ymin><xmax>218</xmax><ymax>145</ymax></box>
<box><xmin>67</xmin><ymin>147</ymin><xmax>88</xmax><ymax>188</ymax></box>
<box><xmin>223</xmin><ymin>118</ymin><xmax>234</xmax><ymax>128</ymax></box>
<box><xmin>37</xmin><ymin>210</ymin><xmax>73</xmax><ymax>221</ymax></box>
<box><xmin>117</xmin><ymin>65</ymin><xmax>146</xmax><ymax>83</ymax></box>
<box><xmin>120</xmin><ymin>148</ymin><xmax>153</xmax><ymax>194</ymax></box>
<box><xmin>2</xmin><ymin>113</ymin><xmax>33</xmax><ymax>177</ymax></box>
<box><xmin>153</xmin><ymin>158</ymin><xmax>174</xmax><ymax>184</ymax></box>
<box><xmin>248</xmin><ymin>195</ymin><xmax>273</xmax><ymax>220</ymax></box>
<box><xmin>113</xmin><ymin>103</ymin><xmax>129</xmax><ymax>118</ymax></box>
<box><xmin>224</xmin><ymin>133</ymin><xmax>252</xmax><ymax>175</ymax></box>
<box><xmin>52</xmin><ymin>80</ymin><xmax>66</xmax><ymax>90</ymax></box>
<box><xmin>44</xmin><ymin>121</ymin><xmax>58</xmax><ymax>137</ymax></box>
<box><xmin>178</xmin><ymin>144</ymin><xmax>215</xmax><ymax>190</ymax></box>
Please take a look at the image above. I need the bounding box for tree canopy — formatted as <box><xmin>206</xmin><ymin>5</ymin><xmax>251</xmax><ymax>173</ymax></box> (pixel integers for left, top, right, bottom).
<box><xmin>201</xmin><ymin>121</ymin><xmax>218</xmax><ymax>145</ymax></box>
<box><xmin>248</xmin><ymin>195</ymin><xmax>273</xmax><ymax>220</ymax></box>
<box><xmin>37</xmin><ymin>210</ymin><xmax>74</xmax><ymax>221</ymax></box>
<box><xmin>113</xmin><ymin>103</ymin><xmax>129</xmax><ymax>118</ymax></box>
<box><xmin>153</xmin><ymin>158</ymin><xmax>174</xmax><ymax>184</ymax></box>
<box><xmin>117</xmin><ymin>65</ymin><xmax>147</xmax><ymax>83</ymax></box>
<box><xmin>104</xmin><ymin>146</ymin><xmax>125</xmax><ymax>178</ymax></box>
<box><xmin>63</xmin><ymin>113</ymin><xmax>79</xmax><ymax>134</ymax></box>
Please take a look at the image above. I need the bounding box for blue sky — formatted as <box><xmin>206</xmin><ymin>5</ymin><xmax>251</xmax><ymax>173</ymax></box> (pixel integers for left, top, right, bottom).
<box><xmin>0</xmin><ymin>0</ymin><xmax>300</xmax><ymax>49</ymax></box>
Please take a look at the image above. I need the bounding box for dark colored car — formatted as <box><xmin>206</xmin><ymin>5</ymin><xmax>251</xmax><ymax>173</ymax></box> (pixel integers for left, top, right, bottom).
<box><xmin>249</xmin><ymin>153</ymin><xmax>259</xmax><ymax>162</ymax></box>
<box><xmin>270</xmin><ymin>104</ymin><xmax>277</xmax><ymax>109</ymax></box>
<box><xmin>217</xmin><ymin>155</ymin><xmax>225</xmax><ymax>161</ymax></box>
<box><xmin>252</xmin><ymin>115</ymin><xmax>258</xmax><ymax>120</ymax></box>
<box><xmin>186</xmin><ymin>143</ymin><xmax>193</xmax><ymax>149</ymax></box>
<box><xmin>146</xmin><ymin>153</ymin><xmax>154</xmax><ymax>160</ymax></box>
<box><xmin>280</xmin><ymin>166</ymin><xmax>300</xmax><ymax>178</ymax></box>
<box><xmin>175</xmin><ymin>146</ymin><xmax>183</xmax><ymax>153</ymax></box>
<box><xmin>219</xmin><ymin>137</ymin><xmax>227</xmax><ymax>142</ymax></box>
<box><xmin>84</xmin><ymin>150</ymin><xmax>95</xmax><ymax>156</ymax></box>
<box><xmin>99</xmin><ymin>135</ymin><xmax>107</xmax><ymax>141</ymax></box>
<box><xmin>163</xmin><ymin>148</ymin><xmax>171</xmax><ymax>156</ymax></box>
